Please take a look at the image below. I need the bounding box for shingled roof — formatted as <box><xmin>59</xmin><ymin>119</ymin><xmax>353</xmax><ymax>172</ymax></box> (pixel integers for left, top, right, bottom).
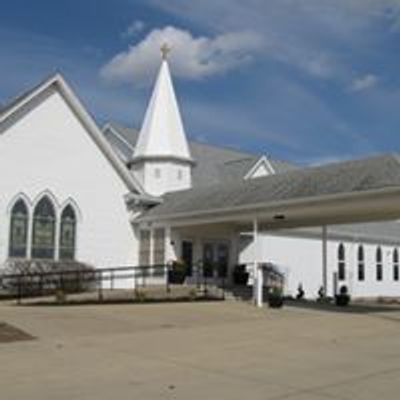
<box><xmin>104</xmin><ymin>122</ymin><xmax>298</xmax><ymax>188</ymax></box>
<box><xmin>141</xmin><ymin>154</ymin><xmax>400</xmax><ymax>219</ymax></box>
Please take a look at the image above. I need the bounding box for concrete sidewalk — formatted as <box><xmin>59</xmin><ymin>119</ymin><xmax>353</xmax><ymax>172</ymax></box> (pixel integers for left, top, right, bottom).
<box><xmin>1</xmin><ymin>301</ymin><xmax>400</xmax><ymax>400</ymax></box>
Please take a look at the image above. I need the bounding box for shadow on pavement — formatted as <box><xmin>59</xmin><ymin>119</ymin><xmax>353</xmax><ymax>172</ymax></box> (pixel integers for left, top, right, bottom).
<box><xmin>285</xmin><ymin>299</ymin><xmax>400</xmax><ymax>315</ymax></box>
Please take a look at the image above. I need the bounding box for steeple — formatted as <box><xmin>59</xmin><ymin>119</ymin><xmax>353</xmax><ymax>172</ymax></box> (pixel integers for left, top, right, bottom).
<box><xmin>132</xmin><ymin>45</ymin><xmax>192</xmax><ymax>163</ymax></box>
<box><xmin>130</xmin><ymin>45</ymin><xmax>194</xmax><ymax>197</ymax></box>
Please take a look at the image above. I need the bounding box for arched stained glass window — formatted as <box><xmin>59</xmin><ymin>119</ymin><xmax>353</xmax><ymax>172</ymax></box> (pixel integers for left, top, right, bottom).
<box><xmin>59</xmin><ymin>205</ymin><xmax>76</xmax><ymax>260</ymax></box>
<box><xmin>338</xmin><ymin>243</ymin><xmax>346</xmax><ymax>281</ymax></box>
<box><xmin>357</xmin><ymin>245</ymin><xmax>365</xmax><ymax>281</ymax></box>
<box><xmin>9</xmin><ymin>199</ymin><xmax>29</xmax><ymax>258</ymax></box>
<box><xmin>376</xmin><ymin>246</ymin><xmax>383</xmax><ymax>281</ymax></box>
<box><xmin>31</xmin><ymin>197</ymin><xmax>56</xmax><ymax>259</ymax></box>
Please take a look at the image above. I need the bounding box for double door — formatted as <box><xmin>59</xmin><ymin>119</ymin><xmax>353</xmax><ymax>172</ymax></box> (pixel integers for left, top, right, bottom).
<box><xmin>203</xmin><ymin>242</ymin><xmax>229</xmax><ymax>278</ymax></box>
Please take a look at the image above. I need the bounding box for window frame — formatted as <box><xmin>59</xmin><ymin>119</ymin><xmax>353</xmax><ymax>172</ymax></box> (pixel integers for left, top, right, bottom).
<box><xmin>31</xmin><ymin>196</ymin><xmax>56</xmax><ymax>260</ymax></box>
<box><xmin>376</xmin><ymin>246</ymin><xmax>383</xmax><ymax>282</ymax></box>
<box><xmin>338</xmin><ymin>243</ymin><xmax>346</xmax><ymax>281</ymax></box>
<box><xmin>59</xmin><ymin>205</ymin><xmax>77</xmax><ymax>260</ymax></box>
<box><xmin>357</xmin><ymin>245</ymin><xmax>365</xmax><ymax>282</ymax></box>
<box><xmin>8</xmin><ymin>199</ymin><xmax>29</xmax><ymax>258</ymax></box>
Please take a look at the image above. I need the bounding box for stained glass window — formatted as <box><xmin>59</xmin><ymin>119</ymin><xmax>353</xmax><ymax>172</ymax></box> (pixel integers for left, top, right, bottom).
<box><xmin>31</xmin><ymin>197</ymin><xmax>56</xmax><ymax>259</ymax></box>
<box><xmin>59</xmin><ymin>205</ymin><xmax>76</xmax><ymax>260</ymax></box>
<box><xmin>9</xmin><ymin>199</ymin><xmax>29</xmax><ymax>258</ymax></box>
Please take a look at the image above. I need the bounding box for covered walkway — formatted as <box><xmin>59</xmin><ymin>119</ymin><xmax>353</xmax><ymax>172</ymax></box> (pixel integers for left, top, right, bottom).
<box><xmin>137</xmin><ymin>154</ymin><xmax>400</xmax><ymax>306</ymax></box>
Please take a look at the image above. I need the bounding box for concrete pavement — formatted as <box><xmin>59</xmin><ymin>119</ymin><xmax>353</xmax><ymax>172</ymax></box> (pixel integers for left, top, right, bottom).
<box><xmin>1</xmin><ymin>300</ymin><xmax>400</xmax><ymax>399</ymax></box>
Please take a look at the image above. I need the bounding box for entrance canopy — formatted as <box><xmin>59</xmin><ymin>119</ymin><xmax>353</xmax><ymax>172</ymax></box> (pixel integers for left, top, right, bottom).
<box><xmin>137</xmin><ymin>154</ymin><xmax>400</xmax><ymax>307</ymax></box>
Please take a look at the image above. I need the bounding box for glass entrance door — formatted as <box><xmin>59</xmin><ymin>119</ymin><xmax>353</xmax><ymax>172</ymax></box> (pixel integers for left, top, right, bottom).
<box><xmin>202</xmin><ymin>242</ymin><xmax>229</xmax><ymax>278</ymax></box>
<box><xmin>217</xmin><ymin>244</ymin><xmax>229</xmax><ymax>278</ymax></box>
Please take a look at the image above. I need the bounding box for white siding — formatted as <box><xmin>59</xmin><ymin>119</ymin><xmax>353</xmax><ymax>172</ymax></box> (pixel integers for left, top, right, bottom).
<box><xmin>0</xmin><ymin>91</ymin><xmax>137</xmax><ymax>270</ymax></box>
<box><xmin>240</xmin><ymin>233</ymin><xmax>400</xmax><ymax>299</ymax></box>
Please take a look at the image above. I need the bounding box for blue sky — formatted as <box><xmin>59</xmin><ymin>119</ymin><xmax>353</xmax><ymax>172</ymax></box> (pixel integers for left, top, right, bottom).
<box><xmin>1</xmin><ymin>0</ymin><xmax>400</xmax><ymax>165</ymax></box>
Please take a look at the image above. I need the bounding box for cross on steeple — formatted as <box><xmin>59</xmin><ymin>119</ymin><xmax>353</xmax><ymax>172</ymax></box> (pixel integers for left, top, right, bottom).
<box><xmin>160</xmin><ymin>43</ymin><xmax>171</xmax><ymax>60</ymax></box>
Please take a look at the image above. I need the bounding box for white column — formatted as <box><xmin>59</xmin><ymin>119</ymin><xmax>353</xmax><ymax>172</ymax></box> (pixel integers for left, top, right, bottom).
<box><xmin>149</xmin><ymin>227</ymin><xmax>154</xmax><ymax>266</ymax></box>
<box><xmin>322</xmin><ymin>225</ymin><xmax>328</xmax><ymax>296</ymax></box>
<box><xmin>253</xmin><ymin>218</ymin><xmax>263</xmax><ymax>307</ymax></box>
<box><xmin>164</xmin><ymin>226</ymin><xmax>175</xmax><ymax>264</ymax></box>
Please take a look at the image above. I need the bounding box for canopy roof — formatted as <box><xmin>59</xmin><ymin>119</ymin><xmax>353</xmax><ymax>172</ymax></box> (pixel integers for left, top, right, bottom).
<box><xmin>138</xmin><ymin>154</ymin><xmax>400</xmax><ymax>228</ymax></box>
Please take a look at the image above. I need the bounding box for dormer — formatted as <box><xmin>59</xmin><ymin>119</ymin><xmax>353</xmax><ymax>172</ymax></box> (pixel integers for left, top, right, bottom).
<box><xmin>244</xmin><ymin>155</ymin><xmax>275</xmax><ymax>180</ymax></box>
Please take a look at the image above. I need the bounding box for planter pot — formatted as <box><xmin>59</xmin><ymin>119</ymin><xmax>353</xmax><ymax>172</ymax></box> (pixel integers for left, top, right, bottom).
<box><xmin>168</xmin><ymin>270</ymin><xmax>186</xmax><ymax>285</ymax></box>
<box><xmin>233</xmin><ymin>271</ymin><xmax>249</xmax><ymax>285</ymax></box>
<box><xmin>335</xmin><ymin>294</ymin><xmax>350</xmax><ymax>307</ymax></box>
<box><xmin>268</xmin><ymin>296</ymin><xmax>284</xmax><ymax>308</ymax></box>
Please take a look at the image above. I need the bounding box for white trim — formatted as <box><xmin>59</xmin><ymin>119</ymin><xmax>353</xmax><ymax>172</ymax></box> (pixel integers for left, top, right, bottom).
<box><xmin>244</xmin><ymin>155</ymin><xmax>275</xmax><ymax>180</ymax></box>
<box><xmin>6</xmin><ymin>192</ymin><xmax>32</xmax><ymax>215</ymax></box>
<box><xmin>59</xmin><ymin>197</ymin><xmax>83</xmax><ymax>223</ymax></box>
<box><xmin>103</xmin><ymin>123</ymin><xmax>136</xmax><ymax>153</ymax></box>
<box><xmin>32</xmin><ymin>189</ymin><xmax>60</xmax><ymax>210</ymax></box>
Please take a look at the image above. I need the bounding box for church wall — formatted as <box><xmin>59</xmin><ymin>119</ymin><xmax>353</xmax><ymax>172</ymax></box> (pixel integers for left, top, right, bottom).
<box><xmin>240</xmin><ymin>233</ymin><xmax>400</xmax><ymax>299</ymax></box>
<box><xmin>0</xmin><ymin>91</ymin><xmax>137</xmax><ymax>274</ymax></box>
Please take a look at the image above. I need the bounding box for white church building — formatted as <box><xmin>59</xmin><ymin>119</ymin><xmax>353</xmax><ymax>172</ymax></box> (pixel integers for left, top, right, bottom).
<box><xmin>1</xmin><ymin>50</ymin><xmax>400</xmax><ymax>301</ymax></box>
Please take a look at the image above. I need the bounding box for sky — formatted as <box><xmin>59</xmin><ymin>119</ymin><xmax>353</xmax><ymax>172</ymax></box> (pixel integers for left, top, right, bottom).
<box><xmin>1</xmin><ymin>0</ymin><xmax>400</xmax><ymax>165</ymax></box>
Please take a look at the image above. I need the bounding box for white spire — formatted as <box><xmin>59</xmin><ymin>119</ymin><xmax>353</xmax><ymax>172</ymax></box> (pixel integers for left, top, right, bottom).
<box><xmin>132</xmin><ymin>49</ymin><xmax>192</xmax><ymax>163</ymax></box>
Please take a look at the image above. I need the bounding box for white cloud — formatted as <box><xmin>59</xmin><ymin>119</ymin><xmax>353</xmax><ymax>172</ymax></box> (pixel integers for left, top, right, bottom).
<box><xmin>121</xmin><ymin>20</ymin><xmax>145</xmax><ymax>39</ymax></box>
<box><xmin>350</xmin><ymin>74</ymin><xmax>379</xmax><ymax>92</ymax></box>
<box><xmin>101</xmin><ymin>25</ymin><xmax>263</xmax><ymax>85</ymax></box>
<box><xmin>147</xmin><ymin>0</ymin><xmax>400</xmax><ymax>83</ymax></box>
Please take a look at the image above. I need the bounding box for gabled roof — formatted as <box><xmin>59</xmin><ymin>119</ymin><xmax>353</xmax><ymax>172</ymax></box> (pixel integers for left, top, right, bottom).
<box><xmin>132</xmin><ymin>59</ymin><xmax>193</xmax><ymax>163</ymax></box>
<box><xmin>139</xmin><ymin>154</ymin><xmax>400</xmax><ymax>220</ymax></box>
<box><xmin>104</xmin><ymin>122</ymin><xmax>298</xmax><ymax>188</ymax></box>
<box><xmin>0</xmin><ymin>76</ymin><xmax>51</xmax><ymax>118</ymax></box>
<box><xmin>0</xmin><ymin>73</ymin><xmax>157</xmax><ymax>203</ymax></box>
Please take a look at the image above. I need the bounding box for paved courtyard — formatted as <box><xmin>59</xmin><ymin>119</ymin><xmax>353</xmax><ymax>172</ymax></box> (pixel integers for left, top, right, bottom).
<box><xmin>1</xmin><ymin>300</ymin><xmax>400</xmax><ymax>400</ymax></box>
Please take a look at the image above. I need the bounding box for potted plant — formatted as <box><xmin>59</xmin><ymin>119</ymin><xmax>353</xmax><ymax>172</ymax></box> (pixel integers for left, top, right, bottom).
<box><xmin>168</xmin><ymin>260</ymin><xmax>187</xmax><ymax>284</ymax></box>
<box><xmin>296</xmin><ymin>283</ymin><xmax>305</xmax><ymax>300</ymax></box>
<box><xmin>335</xmin><ymin>285</ymin><xmax>350</xmax><ymax>307</ymax></box>
<box><xmin>268</xmin><ymin>286</ymin><xmax>284</xmax><ymax>308</ymax></box>
<box><xmin>233</xmin><ymin>264</ymin><xmax>249</xmax><ymax>285</ymax></box>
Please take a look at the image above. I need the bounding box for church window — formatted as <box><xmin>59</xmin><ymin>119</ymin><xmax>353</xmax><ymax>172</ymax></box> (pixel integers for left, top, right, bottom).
<box><xmin>31</xmin><ymin>196</ymin><xmax>56</xmax><ymax>259</ymax></box>
<box><xmin>9</xmin><ymin>199</ymin><xmax>29</xmax><ymax>258</ymax></box>
<box><xmin>357</xmin><ymin>245</ymin><xmax>365</xmax><ymax>281</ymax></box>
<box><xmin>139</xmin><ymin>230</ymin><xmax>151</xmax><ymax>266</ymax></box>
<box><xmin>59</xmin><ymin>205</ymin><xmax>76</xmax><ymax>260</ymax></box>
<box><xmin>154</xmin><ymin>168</ymin><xmax>161</xmax><ymax>179</ymax></box>
<box><xmin>338</xmin><ymin>243</ymin><xmax>345</xmax><ymax>281</ymax></box>
<box><xmin>376</xmin><ymin>247</ymin><xmax>383</xmax><ymax>281</ymax></box>
<box><xmin>153</xmin><ymin>228</ymin><xmax>165</xmax><ymax>265</ymax></box>
<box><xmin>177</xmin><ymin>169</ymin><xmax>183</xmax><ymax>180</ymax></box>
<box><xmin>393</xmin><ymin>249</ymin><xmax>399</xmax><ymax>282</ymax></box>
